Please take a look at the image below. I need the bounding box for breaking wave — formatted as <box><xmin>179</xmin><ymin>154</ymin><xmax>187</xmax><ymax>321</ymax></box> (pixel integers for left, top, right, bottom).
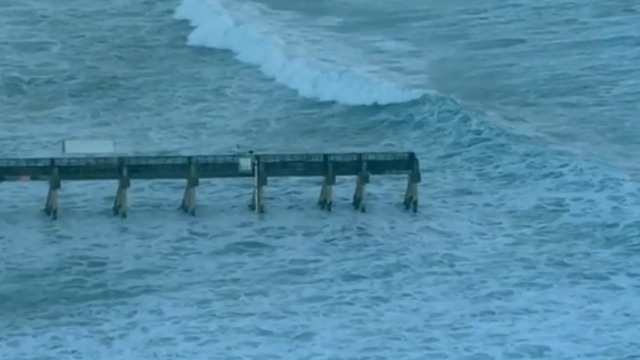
<box><xmin>174</xmin><ymin>0</ymin><xmax>425</xmax><ymax>106</ymax></box>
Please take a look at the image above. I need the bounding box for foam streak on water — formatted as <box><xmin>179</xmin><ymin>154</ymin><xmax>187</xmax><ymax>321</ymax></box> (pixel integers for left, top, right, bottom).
<box><xmin>1</xmin><ymin>0</ymin><xmax>640</xmax><ymax>359</ymax></box>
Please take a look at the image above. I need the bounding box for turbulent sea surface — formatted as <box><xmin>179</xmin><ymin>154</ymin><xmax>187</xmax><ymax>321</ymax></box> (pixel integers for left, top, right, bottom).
<box><xmin>1</xmin><ymin>0</ymin><xmax>640</xmax><ymax>359</ymax></box>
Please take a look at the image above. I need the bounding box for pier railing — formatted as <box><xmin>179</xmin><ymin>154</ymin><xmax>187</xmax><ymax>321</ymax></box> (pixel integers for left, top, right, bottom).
<box><xmin>0</xmin><ymin>151</ymin><xmax>421</xmax><ymax>219</ymax></box>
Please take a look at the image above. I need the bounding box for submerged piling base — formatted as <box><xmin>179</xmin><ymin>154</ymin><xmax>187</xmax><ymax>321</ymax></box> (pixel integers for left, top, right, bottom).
<box><xmin>44</xmin><ymin>188</ymin><xmax>59</xmax><ymax>220</ymax></box>
<box><xmin>249</xmin><ymin>186</ymin><xmax>265</xmax><ymax>214</ymax></box>
<box><xmin>180</xmin><ymin>185</ymin><xmax>196</xmax><ymax>216</ymax></box>
<box><xmin>352</xmin><ymin>179</ymin><xmax>366</xmax><ymax>212</ymax></box>
<box><xmin>318</xmin><ymin>181</ymin><xmax>333</xmax><ymax>211</ymax></box>
<box><xmin>248</xmin><ymin>157</ymin><xmax>267</xmax><ymax>214</ymax></box>
<box><xmin>352</xmin><ymin>164</ymin><xmax>369</xmax><ymax>213</ymax></box>
<box><xmin>113</xmin><ymin>167</ymin><xmax>130</xmax><ymax>218</ymax></box>
<box><xmin>403</xmin><ymin>157</ymin><xmax>421</xmax><ymax>213</ymax></box>
<box><xmin>113</xmin><ymin>186</ymin><xmax>128</xmax><ymax>218</ymax></box>
<box><xmin>318</xmin><ymin>158</ymin><xmax>335</xmax><ymax>212</ymax></box>
<box><xmin>403</xmin><ymin>181</ymin><xmax>418</xmax><ymax>213</ymax></box>
<box><xmin>44</xmin><ymin>169</ymin><xmax>60</xmax><ymax>220</ymax></box>
<box><xmin>180</xmin><ymin>165</ymin><xmax>199</xmax><ymax>216</ymax></box>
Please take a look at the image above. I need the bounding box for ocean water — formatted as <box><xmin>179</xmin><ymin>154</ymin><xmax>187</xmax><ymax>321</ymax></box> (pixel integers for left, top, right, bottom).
<box><xmin>1</xmin><ymin>0</ymin><xmax>639</xmax><ymax>359</ymax></box>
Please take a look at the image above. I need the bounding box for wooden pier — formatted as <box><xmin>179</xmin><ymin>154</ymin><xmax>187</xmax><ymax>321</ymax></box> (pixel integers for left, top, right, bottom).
<box><xmin>0</xmin><ymin>151</ymin><xmax>421</xmax><ymax>220</ymax></box>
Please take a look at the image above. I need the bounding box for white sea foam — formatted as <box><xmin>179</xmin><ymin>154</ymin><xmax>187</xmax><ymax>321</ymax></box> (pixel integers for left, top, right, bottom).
<box><xmin>174</xmin><ymin>0</ymin><xmax>425</xmax><ymax>106</ymax></box>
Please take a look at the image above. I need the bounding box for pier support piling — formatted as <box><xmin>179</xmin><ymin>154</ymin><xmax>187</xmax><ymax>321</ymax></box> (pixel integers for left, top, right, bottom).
<box><xmin>2</xmin><ymin>151</ymin><xmax>422</xmax><ymax>218</ymax></box>
<box><xmin>180</xmin><ymin>162</ymin><xmax>199</xmax><ymax>216</ymax></box>
<box><xmin>403</xmin><ymin>154</ymin><xmax>421</xmax><ymax>213</ymax></box>
<box><xmin>318</xmin><ymin>156</ymin><xmax>335</xmax><ymax>211</ymax></box>
<box><xmin>44</xmin><ymin>167</ymin><xmax>60</xmax><ymax>220</ymax></box>
<box><xmin>113</xmin><ymin>165</ymin><xmax>130</xmax><ymax>218</ymax></box>
<box><xmin>352</xmin><ymin>160</ymin><xmax>369</xmax><ymax>213</ymax></box>
<box><xmin>403</xmin><ymin>175</ymin><xmax>418</xmax><ymax>213</ymax></box>
<box><xmin>249</xmin><ymin>156</ymin><xmax>267</xmax><ymax>214</ymax></box>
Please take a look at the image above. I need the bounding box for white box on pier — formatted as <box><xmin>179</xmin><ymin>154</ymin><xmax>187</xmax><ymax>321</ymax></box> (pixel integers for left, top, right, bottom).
<box><xmin>61</xmin><ymin>139</ymin><xmax>116</xmax><ymax>155</ymax></box>
<box><xmin>238</xmin><ymin>157</ymin><xmax>253</xmax><ymax>173</ymax></box>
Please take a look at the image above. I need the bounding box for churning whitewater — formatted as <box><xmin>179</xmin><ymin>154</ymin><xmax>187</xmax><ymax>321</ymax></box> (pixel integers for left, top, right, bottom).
<box><xmin>174</xmin><ymin>0</ymin><xmax>427</xmax><ymax>106</ymax></box>
<box><xmin>1</xmin><ymin>0</ymin><xmax>639</xmax><ymax>359</ymax></box>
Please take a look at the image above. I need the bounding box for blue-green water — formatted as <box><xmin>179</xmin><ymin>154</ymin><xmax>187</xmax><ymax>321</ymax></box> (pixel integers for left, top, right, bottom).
<box><xmin>1</xmin><ymin>0</ymin><xmax>639</xmax><ymax>359</ymax></box>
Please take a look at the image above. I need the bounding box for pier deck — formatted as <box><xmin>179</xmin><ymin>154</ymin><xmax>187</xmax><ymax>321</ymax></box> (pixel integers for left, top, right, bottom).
<box><xmin>0</xmin><ymin>151</ymin><xmax>422</xmax><ymax>219</ymax></box>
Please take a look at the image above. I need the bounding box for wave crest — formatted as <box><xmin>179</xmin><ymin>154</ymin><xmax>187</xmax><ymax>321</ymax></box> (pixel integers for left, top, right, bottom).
<box><xmin>174</xmin><ymin>0</ymin><xmax>425</xmax><ymax>106</ymax></box>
